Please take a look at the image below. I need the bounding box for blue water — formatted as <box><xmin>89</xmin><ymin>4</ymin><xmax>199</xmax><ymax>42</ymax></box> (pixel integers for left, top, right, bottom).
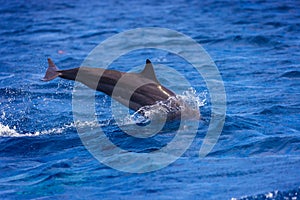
<box><xmin>1</xmin><ymin>0</ymin><xmax>300</xmax><ymax>199</ymax></box>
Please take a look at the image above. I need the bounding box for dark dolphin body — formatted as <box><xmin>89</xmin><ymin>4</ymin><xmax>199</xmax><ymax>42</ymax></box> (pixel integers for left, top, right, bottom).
<box><xmin>43</xmin><ymin>58</ymin><xmax>181</xmax><ymax>120</ymax></box>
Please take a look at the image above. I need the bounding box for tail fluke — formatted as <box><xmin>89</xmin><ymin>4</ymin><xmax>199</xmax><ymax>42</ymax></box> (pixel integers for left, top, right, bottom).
<box><xmin>42</xmin><ymin>58</ymin><xmax>60</xmax><ymax>81</ymax></box>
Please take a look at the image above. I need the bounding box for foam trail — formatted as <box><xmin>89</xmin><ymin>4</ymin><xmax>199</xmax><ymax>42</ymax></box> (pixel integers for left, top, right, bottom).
<box><xmin>0</xmin><ymin>122</ymin><xmax>70</xmax><ymax>137</ymax></box>
<box><xmin>0</xmin><ymin>120</ymin><xmax>109</xmax><ymax>138</ymax></box>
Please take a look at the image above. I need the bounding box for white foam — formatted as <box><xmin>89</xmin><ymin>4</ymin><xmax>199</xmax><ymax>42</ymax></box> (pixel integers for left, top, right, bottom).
<box><xmin>0</xmin><ymin>123</ymin><xmax>20</xmax><ymax>137</ymax></box>
<box><xmin>0</xmin><ymin>120</ymin><xmax>107</xmax><ymax>138</ymax></box>
<box><xmin>0</xmin><ymin>122</ymin><xmax>70</xmax><ymax>137</ymax></box>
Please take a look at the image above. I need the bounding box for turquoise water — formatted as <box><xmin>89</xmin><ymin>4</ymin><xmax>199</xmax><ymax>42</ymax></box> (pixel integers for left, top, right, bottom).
<box><xmin>0</xmin><ymin>0</ymin><xmax>300</xmax><ymax>199</ymax></box>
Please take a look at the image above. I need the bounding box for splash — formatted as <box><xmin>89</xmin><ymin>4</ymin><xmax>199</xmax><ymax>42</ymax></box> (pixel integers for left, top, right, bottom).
<box><xmin>0</xmin><ymin>123</ymin><xmax>19</xmax><ymax>137</ymax></box>
<box><xmin>124</xmin><ymin>88</ymin><xmax>206</xmax><ymax>125</ymax></box>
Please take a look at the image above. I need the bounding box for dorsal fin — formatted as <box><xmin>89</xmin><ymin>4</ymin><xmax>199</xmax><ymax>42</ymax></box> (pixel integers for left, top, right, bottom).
<box><xmin>140</xmin><ymin>59</ymin><xmax>159</xmax><ymax>83</ymax></box>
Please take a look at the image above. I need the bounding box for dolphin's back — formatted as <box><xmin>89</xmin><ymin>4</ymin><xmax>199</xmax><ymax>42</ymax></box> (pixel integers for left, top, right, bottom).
<box><xmin>42</xmin><ymin>58</ymin><xmax>176</xmax><ymax>113</ymax></box>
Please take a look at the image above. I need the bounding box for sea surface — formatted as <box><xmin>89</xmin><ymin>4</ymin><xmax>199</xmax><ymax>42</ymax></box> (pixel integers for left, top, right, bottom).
<box><xmin>0</xmin><ymin>0</ymin><xmax>300</xmax><ymax>199</ymax></box>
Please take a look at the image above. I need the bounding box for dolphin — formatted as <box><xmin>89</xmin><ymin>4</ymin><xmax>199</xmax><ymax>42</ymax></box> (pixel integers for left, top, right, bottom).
<box><xmin>42</xmin><ymin>58</ymin><xmax>181</xmax><ymax>120</ymax></box>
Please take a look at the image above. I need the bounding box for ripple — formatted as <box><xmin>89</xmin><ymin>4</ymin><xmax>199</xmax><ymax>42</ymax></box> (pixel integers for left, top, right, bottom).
<box><xmin>0</xmin><ymin>73</ymin><xmax>14</xmax><ymax>81</ymax></box>
<box><xmin>259</xmin><ymin>105</ymin><xmax>300</xmax><ymax>115</ymax></box>
<box><xmin>79</xmin><ymin>30</ymin><xmax>118</xmax><ymax>39</ymax></box>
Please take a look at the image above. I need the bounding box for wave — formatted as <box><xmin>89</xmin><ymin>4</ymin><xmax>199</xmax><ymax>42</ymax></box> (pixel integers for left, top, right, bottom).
<box><xmin>210</xmin><ymin>135</ymin><xmax>300</xmax><ymax>157</ymax></box>
<box><xmin>258</xmin><ymin>104</ymin><xmax>300</xmax><ymax>115</ymax></box>
<box><xmin>195</xmin><ymin>34</ymin><xmax>285</xmax><ymax>47</ymax></box>
<box><xmin>79</xmin><ymin>30</ymin><xmax>118</xmax><ymax>39</ymax></box>
<box><xmin>232</xmin><ymin>186</ymin><xmax>300</xmax><ymax>200</ymax></box>
<box><xmin>280</xmin><ymin>71</ymin><xmax>300</xmax><ymax>78</ymax></box>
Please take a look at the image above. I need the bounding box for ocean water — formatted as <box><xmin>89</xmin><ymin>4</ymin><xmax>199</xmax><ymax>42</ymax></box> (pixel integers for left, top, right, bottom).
<box><xmin>0</xmin><ymin>0</ymin><xmax>300</xmax><ymax>199</ymax></box>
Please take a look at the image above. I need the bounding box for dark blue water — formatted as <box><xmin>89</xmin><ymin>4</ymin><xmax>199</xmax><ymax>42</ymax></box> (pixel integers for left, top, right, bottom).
<box><xmin>1</xmin><ymin>0</ymin><xmax>300</xmax><ymax>199</ymax></box>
